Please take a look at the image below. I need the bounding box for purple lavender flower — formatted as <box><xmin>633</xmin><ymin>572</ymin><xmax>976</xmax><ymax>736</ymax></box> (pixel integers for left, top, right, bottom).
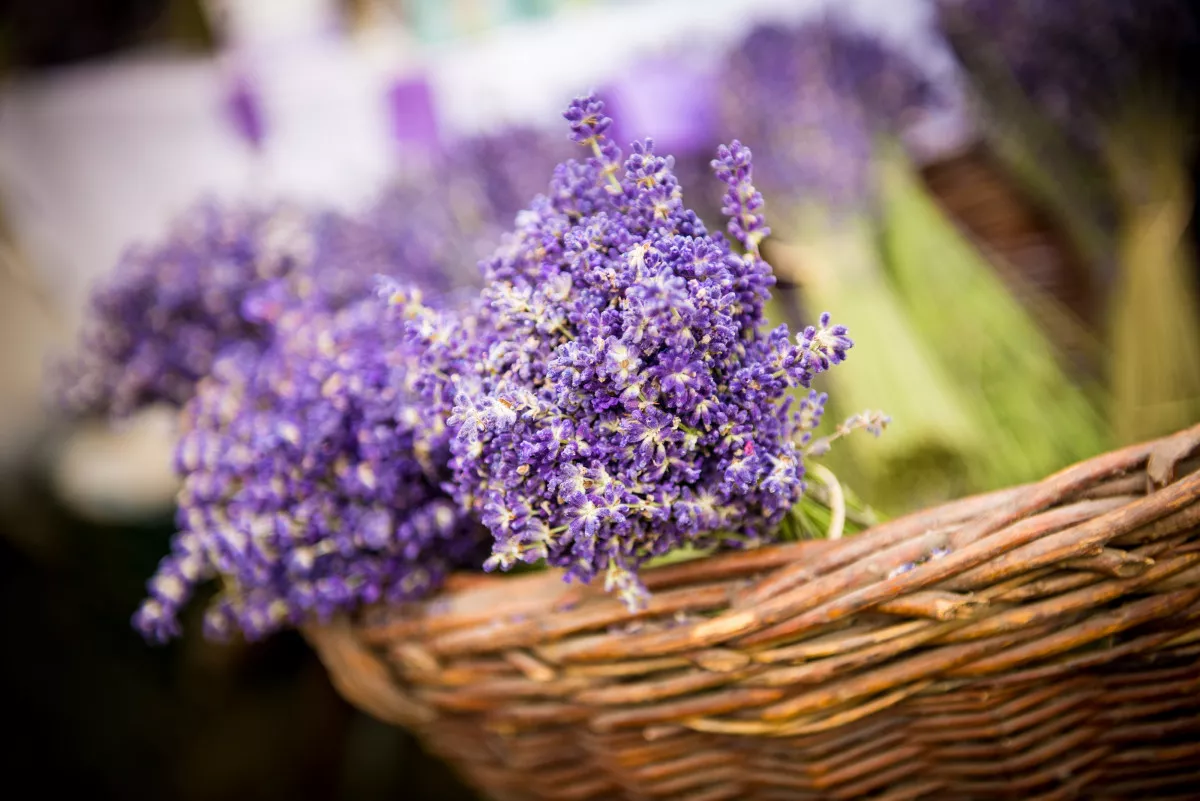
<box><xmin>385</xmin><ymin>74</ymin><xmax>441</xmax><ymax>155</ymax></box>
<box><xmin>395</xmin><ymin>95</ymin><xmax>852</xmax><ymax>609</ymax></box>
<box><xmin>225</xmin><ymin>73</ymin><xmax>266</xmax><ymax>151</ymax></box>
<box><xmin>133</xmin><ymin>294</ymin><xmax>485</xmax><ymax>643</ymax></box>
<box><xmin>603</xmin><ymin>54</ymin><xmax>720</xmax><ymax>158</ymax></box>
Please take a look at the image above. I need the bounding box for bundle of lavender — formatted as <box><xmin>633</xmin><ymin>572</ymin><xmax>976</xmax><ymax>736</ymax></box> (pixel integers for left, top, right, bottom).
<box><xmin>937</xmin><ymin>0</ymin><xmax>1200</xmax><ymax>445</ymax></box>
<box><xmin>56</xmin><ymin>95</ymin><xmax>876</xmax><ymax>642</ymax></box>
<box><xmin>718</xmin><ymin>19</ymin><xmax>981</xmax><ymax>512</ymax></box>
<box><xmin>134</xmin><ymin>295</ymin><xmax>487</xmax><ymax>641</ymax></box>
<box><xmin>392</xmin><ymin>97</ymin><xmax>861</xmax><ymax>607</ymax></box>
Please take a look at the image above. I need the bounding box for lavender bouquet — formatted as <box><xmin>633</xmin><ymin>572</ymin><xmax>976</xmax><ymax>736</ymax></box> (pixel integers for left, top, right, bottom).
<box><xmin>391</xmin><ymin>96</ymin><xmax>858</xmax><ymax>609</ymax></box>
<box><xmin>133</xmin><ymin>296</ymin><xmax>485</xmax><ymax>642</ymax></box>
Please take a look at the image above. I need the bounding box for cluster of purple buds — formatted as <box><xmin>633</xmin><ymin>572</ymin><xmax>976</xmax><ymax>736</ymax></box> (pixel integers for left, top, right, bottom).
<box><xmin>54</xmin><ymin>200</ymin><xmax>424</xmax><ymax>418</ymax></box>
<box><xmin>396</xmin><ymin>95</ymin><xmax>853</xmax><ymax>609</ymax></box>
<box><xmin>133</xmin><ymin>293</ymin><xmax>485</xmax><ymax>642</ymax></box>
<box><xmin>720</xmin><ymin>18</ymin><xmax>939</xmax><ymax>208</ymax></box>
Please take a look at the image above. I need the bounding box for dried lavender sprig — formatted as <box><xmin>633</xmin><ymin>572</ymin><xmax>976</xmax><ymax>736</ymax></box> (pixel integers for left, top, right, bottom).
<box><xmin>806</xmin><ymin>410</ymin><xmax>891</xmax><ymax>458</ymax></box>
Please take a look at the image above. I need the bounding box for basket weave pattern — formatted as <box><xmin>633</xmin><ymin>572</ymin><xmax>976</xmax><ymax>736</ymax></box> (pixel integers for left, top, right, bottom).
<box><xmin>307</xmin><ymin>426</ymin><xmax>1200</xmax><ymax>800</ymax></box>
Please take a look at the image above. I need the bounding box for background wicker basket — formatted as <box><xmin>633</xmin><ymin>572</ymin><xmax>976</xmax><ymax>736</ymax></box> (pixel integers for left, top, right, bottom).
<box><xmin>306</xmin><ymin>425</ymin><xmax>1200</xmax><ymax>801</ymax></box>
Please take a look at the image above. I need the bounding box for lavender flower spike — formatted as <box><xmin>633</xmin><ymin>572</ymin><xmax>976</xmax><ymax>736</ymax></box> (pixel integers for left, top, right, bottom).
<box><xmin>712</xmin><ymin>140</ymin><xmax>770</xmax><ymax>256</ymax></box>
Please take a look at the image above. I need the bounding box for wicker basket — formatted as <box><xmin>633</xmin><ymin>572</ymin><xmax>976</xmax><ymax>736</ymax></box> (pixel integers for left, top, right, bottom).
<box><xmin>306</xmin><ymin>425</ymin><xmax>1200</xmax><ymax>801</ymax></box>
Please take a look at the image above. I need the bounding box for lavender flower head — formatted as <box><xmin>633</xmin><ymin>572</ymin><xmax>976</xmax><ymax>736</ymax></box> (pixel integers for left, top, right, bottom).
<box><xmin>396</xmin><ymin>95</ymin><xmax>852</xmax><ymax>608</ymax></box>
<box><xmin>54</xmin><ymin>199</ymin><xmax>456</xmax><ymax>418</ymax></box>
<box><xmin>133</xmin><ymin>293</ymin><xmax>485</xmax><ymax>642</ymax></box>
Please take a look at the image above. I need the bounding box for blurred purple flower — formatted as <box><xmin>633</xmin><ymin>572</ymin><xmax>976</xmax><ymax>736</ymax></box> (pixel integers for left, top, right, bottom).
<box><xmin>604</xmin><ymin>54</ymin><xmax>720</xmax><ymax>157</ymax></box>
<box><xmin>53</xmin><ymin>186</ymin><xmax>475</xmax><ymax>418</ymax></box>
<box><xmin>720</xmin><ymin>16</ymin><xmax>940</xmax><ymax>209</ymax></box>
<box><xmin>224</xmin><ymin>73</ymin><xmax>266</xmax><ymax>151</ymax></box>
<box><xmin>937</xmin><ymin>0</ymin><xmax>1198</xmax><ymax>155</ymax></box>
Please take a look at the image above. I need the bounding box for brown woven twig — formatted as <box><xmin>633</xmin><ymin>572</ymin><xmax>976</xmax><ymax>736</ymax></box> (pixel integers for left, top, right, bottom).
<box><xmin>307</xmin><ymin>425</ymin><xmax>1200</xmax><ymax>800</ymax></box>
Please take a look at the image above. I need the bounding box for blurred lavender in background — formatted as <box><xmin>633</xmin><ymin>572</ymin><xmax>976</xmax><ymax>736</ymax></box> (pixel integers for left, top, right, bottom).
<box><xmin>223</xmin><ymin>71</ymin><xmax>267</xmax><ymax>151</ymax></box>
<box><xmin>435</xmin><ymin>125</ymin><xmax>573</xmax><ymax>251</ymax></box>
<box><xmin>53</xmin><ymin>202</ymin><xmax>341</xmax><ymax>416</ymax></box>
<box><xmin>938</xmin><ymin>0</ymin><xmax>1197</xmax><ymax>157</ymax></box>
<box><xmin>384</xmin><ymin>73</ymin><xmax>441</xmax><ymax>154</ymax></box>
<box><xmin>51</xmin><ymin>193</ymin><xmax>480</xmax><ymax>419</ymax></box>
<box><xmin>603</xmin><ymin>53</ymin><xmax>719</xmax><ymax>158</ymax></box>
<box><xmin>719</xmin><ymin>16</ymin><xmax>939</xmax><ymax>212</ymax></box>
